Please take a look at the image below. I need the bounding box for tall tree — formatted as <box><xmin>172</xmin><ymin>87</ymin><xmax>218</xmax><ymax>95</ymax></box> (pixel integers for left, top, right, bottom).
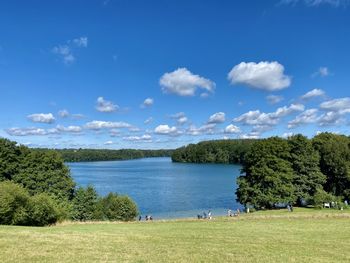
<box><xmin>287</xmin><ymin>134</ymin><xmax>326</xmax><ymax>204</ymax></box>
<box><xmin>236</xmin><ymin>137</ymin><xmax>296</xmax><ymax>209</ymax></box>
<box><xmin>312</xmin><ymin>133</ymin><xmax>350</xmax><ymax>199</ymax></box>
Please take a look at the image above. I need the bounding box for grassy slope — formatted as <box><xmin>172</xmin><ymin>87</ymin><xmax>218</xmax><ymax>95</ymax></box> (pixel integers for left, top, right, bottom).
<box><xmin>1</xmin><ymin>208</ymin><xmax>350</xmax><ymax>263</ymax></box>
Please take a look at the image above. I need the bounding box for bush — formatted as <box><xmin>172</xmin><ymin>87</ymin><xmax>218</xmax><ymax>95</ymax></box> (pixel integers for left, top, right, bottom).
<box><xmin>0</xmin><ymin>181</ymin><xmax>59</xmax><ymax>226</ymax></box>
<box><xmin>100</xmin><ymin>193</ymin><xmax>138</xmax><ymax>221</ymax></box>
<box><xmin>27</xmin><ymin>193</ymin><xmax>60</xmax><ymax>226</ymax></box>
<box><xmin>312</xmin><ymin>189</ymin><xmax>340</xmax><ymax>209</ymax></box>
<box><xmin>0</xmin><ymin>181</ymin><xmax>30</xmax><ymax>225</ymax></box>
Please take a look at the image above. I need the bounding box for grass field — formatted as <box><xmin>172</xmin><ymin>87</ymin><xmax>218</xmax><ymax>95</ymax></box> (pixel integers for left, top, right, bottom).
<box><xmin>1</xmin><ymin>208</ymin><xmax>350</xmax><ymax>262</ymax></box>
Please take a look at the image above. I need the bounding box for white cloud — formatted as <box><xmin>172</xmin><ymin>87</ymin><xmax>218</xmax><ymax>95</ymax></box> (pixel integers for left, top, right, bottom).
<box><xmin>187</xmin><ymin>124</ymin><xmax>216</xmax><ymax>136</ymax></box>
<box><xmin>227</xmin><ymin>61</ymin><xmax>291</xmax><ymax>91</ymax></box>
<box><xmin>104</xmin><ymin>140</ymin><xmax>114</xmax><ymax>145</ymax></box>
<box><xmin>301</xmin><ymin>89</ymin><xmax>325</xmax><ymax>100</ymax></box>
<box><xmin>280</xmin><ymin>0</ymin><xmax>349</xmax><ymax>7</ymax></box>
<box><xmin>282</xmin><ymin>132</ymin><xmax>294</xmax><ymax>138</ymax></box>
<box><xmin>6</xmin><ymin>127</ymin><xmax>59</xmax><ymax>136</ymax></box>
<box><xmin>52</xmin><ymin>36</ymin><xmax>88</xmax><ymax>64</ymax></box>
<box><xmin>154</xmin><ymin>124</ymin><xmax>180</xmax><ymax>136</ymax></box>
<box><xmin>144</xmin><ymin>117</ymin><xmax>153</xmax><ymax>124</ymax></box>
<box><xmin>52</xmin><ymin>45</ymin><xmax>75</xmax><ymax>64</ymax></box>
<box><xmin>234</xmin><ymin>104</ymin><xmax>304</xmax><ymax>126</ymax></box>
<box><xmin>288</xmin><ymin>109</ymin><xmax>319</xmax><ymax>128</ymax></box>
<box><xmin>96</xmin><ymin>97</ymin><xmax>119</xmax><ymax>112</ymax></box>
<box><xmin>208</xmin><ymin>112</ymin><xmax>226</xmax><ymax>124</ymax></box>
<box><xmin>170</xmin><ymin>112</ymin><xmax>188</xmax><ymax>125</ymax></box>
<box><xmin>27</xmin><ymin>113</ymin><xmax>55</xmax><ymax>124</ymax></box>
<box><xmin>56</xmin><ymin>125</ymin><xmax>82</xmax><ymax>133</ymax></box>
<box><xmin>239</xmin><ymin>133</ymin><xmax>260</xmax><ymax>139</ymax></box>
<box><xmin>319</xmin><ymin>97</ymin><xmax>350</xmax><ymax>112</ymax></box>
<box><xmin>224</xmin><ymin>124</ymin><xmax>241</xmax><ymax>134</ymax></box>
<box><xmin>160</xmin><ymin>68</ymin><xmax>215</xmax><ymax>96</ymax></box>
<box><xmin>58</xmin><ymin>109</ymin><xmax>69</xmax><ymax>118</ymax></box>
<box><xmin>73</xmin><ymin>37</ymin><xmax>88</xmax><ymax>48</ymax></box>
<box><xmin>85</xmin><ymin>120</ymin><xmax>132</xmax><ymax>130</ymax></box>
<box><xmin>318</xmin><ymin>111</ymin><xmax>345</xmax><ymax>126</ymax></box>
<box><xmin>234</xmin><ymin>104</ymin><xmax>304</xmax><ymax>134</ymax></box>
<box><xmin>266</xmin><ymin>95</ymin><xmax>284</xmax><ymax>105</ymax></box>
<box><xmin>141</xmin><ymin>98</ymin><xmax>154</xmax><ymax>108</ymax></box>
<box><xmin>123</xmin><ymin>134</ymin><xmax>152</xmax><ymax>142</ymax></box>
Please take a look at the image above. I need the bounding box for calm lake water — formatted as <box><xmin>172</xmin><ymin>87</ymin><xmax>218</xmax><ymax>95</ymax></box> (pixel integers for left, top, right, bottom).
<box><xmin>67</xmin><ymin>157</ymin><xmax>242</xmax><ymax>219</ymax></box>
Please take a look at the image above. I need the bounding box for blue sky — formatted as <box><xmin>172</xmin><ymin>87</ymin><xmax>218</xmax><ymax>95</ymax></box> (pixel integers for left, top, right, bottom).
<box><xmin>1</xmin><ymin>0</ymin><xmax>350</xmax><ymax>149</ymax></box>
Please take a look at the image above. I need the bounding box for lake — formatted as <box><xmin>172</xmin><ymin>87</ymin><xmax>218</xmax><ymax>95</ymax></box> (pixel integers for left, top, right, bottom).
<box><xmin>68</xmin><ymin>157</ymin><xmax>242</xmax><ymax>219</ymax></box>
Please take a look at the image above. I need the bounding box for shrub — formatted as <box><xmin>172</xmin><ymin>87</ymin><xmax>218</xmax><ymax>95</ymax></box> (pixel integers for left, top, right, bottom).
<box><xmin>100</xmin><ymin>193</ymin><xmax>138</xmax><ymax>221</ymax></box>
<box><xmin>0</xmin><ymin>181</ymin><xmax>30</xmax><ymax>225</ymax></box>
<box><xmin>27</xmin><ymin>193</ymin><xmax>60</xmax><ymax>226</ymax></box>
<box><xmin>312</xmin><ymin>188</ymin><xmax>340</xmax><ymax>209</ymax></box>
<box><xmin>0</xmin><ymin>181</ymin><xmax>59</xmax><ymax>226</ymax></box>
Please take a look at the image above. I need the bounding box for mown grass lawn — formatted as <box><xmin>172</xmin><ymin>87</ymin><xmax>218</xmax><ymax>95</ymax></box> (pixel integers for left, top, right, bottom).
<box><xmin>1</xmin><ymin>208</ymin><xmax>350</xmax><ymax>263</ymax></box>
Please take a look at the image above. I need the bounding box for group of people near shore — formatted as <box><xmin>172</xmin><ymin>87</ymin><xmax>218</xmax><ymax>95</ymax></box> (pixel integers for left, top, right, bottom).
<box><xmin>227</xmin><ymin>209</ymin><xmax>241</xmax><ymax>217</ymax></box>
<box><xmin>197</xmin><ymin>210</ymin><xmax>212</xmax><ymax>220</ymax></box>
<box><xmin>139</xmin><ymin>215</ymin><xmax>153</xmax><ymax>221</ymax></box>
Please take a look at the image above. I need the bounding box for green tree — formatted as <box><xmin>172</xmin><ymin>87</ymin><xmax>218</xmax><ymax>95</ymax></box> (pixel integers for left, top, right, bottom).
<box><xmin>312</xmin><ymin>133</ymin><xmax>350</xmax><ymax>198</ymax></box>
<box><xmin>100</xmin><ymin>193</ymin><xmax>138</xmax><ymax>221</ymax></box>
<box><xmin>0</xmin><ymin>139</ymin><xmax>22</xmax><ymax>181</ymax></box>
<box><xmin>288</xmin><ymin>134</ymin><xmax>326</xmax><ymax>205</ymax></box>
<box><xmin>236</xmin><ymin>137</ymin><xmax>296</xmax><ymax>209</ymax></box>
<box><xmin>72</xmin><ymin>186</ymin><xmax>99</xmax><ymax>221</ymax></box>
<box><xmin>13</xmin><ymin>150</ymin><xmax>75</xmax><ymax>200</ymax></box>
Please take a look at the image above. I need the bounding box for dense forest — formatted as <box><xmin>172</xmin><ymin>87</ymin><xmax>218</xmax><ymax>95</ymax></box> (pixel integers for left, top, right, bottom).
<box><xmin>237</xmin><ymin>133</ymin><xmax>350</xmax><ymax>210</ymax></box>
<box><xmin>37</xmin><ymin>148</ymin><xmax>174</xmax><ymax>162</ymax></box>
<box><xmin>171</xmin><ymin>139</ymin><xmax>257</xmax><ymax>164</ymax></box>
<box><xmin>0</xmin><ymin>138</ymin><xmax>138</xmax><ymax>226</ymax></box>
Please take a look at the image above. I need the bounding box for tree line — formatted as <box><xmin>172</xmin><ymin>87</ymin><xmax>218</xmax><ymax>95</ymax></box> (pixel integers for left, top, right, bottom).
<box><xmin>171</xmin><ymin>139</ymin><xmax>256</xmax><ymax>164</ymax></box>
<box><xmin>41</xmin><ymin>148</ymin><xmax>173</xmax><ymax>162</ymax></box>
<box><xmin>237</xmin><ymin>133</ymin><xmax>350</xmax><ymax>210</ymax></box>
<box><xmin>0</xmin><ymin>138</ymin><xmax>138</xmax><ymax>226</ymax></box>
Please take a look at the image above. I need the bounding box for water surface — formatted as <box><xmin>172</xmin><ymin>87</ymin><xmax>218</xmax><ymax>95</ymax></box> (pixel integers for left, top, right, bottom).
<box><xmin>68</xmin><ymin>157</ymin><xmax>242</xmax><ymax>219</ymax></box>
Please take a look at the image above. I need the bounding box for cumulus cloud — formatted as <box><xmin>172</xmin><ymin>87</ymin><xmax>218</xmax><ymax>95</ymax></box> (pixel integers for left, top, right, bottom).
<box><xmin>85</xmin><ymin>120</ymin><xmax>132</xmax><ymax>130</ymax></box>
<box><xmin>56</xmin><ymin>125</ymin><xmax>82</xmax><ymax>133</ymax></box>
<box><xmin>234</xmin><ymin>104</ymin><xmax>304</xmax><ymax>135</ymax></box>
<box><xmin>104</xmin><ymin>140</ymin><xmax>114</xmax><ymax>145</ymax></box>
<box><xmin>96</xmin><ymin>97</ymin><xmax>119</xmax><ymax>112</ymax></box>
<box><xmin>319</xmin><ymin>97</ymin><xmax>350</xmax><ymax>113</ymax></box>
<box><xmin>27</xmin><ymin>113</ymin><xmax>55</xmax><ymax>124</ymax></box>
<box><xmin>6</xmin><ymin>127</ymin><xmax>59</xmax><ymax>136</ymax></box>
<box><xmin>288</xmin><ymin>109</ymin><xmax>319</xmax><ymax>128</ymax></box>
<box><xmin>301</xmin><ymin>89</ymin><xmax>326</xmax><ymax>100</ymax></box>
<box><xmin>160</xmin><ymin>68</ymin><xmax>215</xmax><ymax>96</ymax></box>
<box><xmin>234</xmin><ymin>104</ymin><xmax>304</xmax><ymax>126</ymax></box>
<box><xmin>207</xmin><ymin>112</ymin><xmax>226</xmax><ymax>124</ymax></box>
<box><xmin>123</xmin><ymin>134</ymin><xmax>152</xmax><ymax>142</ymax></box>
<box><xmin>170</xmin><ymin>112</ymin><xmax>188</xmax><ymax>125</ymax></box>
<box><xmin>266</xmin><ymin>95</ymin><xmax>284</xmax><ymax>105</ymax></box>
<box><xmin>154</xmin><ymin>124</ymin><xmax>180</xmax><ymax>136</ymax></box>
<box><xmin>282</xmin><ymin>132</ymin><xmax>295</xmax><ymax>138</ymax></box>
<box><xmin>227</xmin><ymin>61</ymin><xmax>291</xmax><ymax>91</ymax></box>
<box><xmin>141</xmin><ymin>98</ymin><xmax>154</xmax><ymax>108</ymax></box>
<box><xmin>280</xmin><ymin>0</ymin><xmax>349</xmax><ymax>7</ymax></box>
<box><xmin>187</xmin><ymin>124</ymin><xmax>216</xmax><ymax>136</ymax></box>
<box><xmin>224</xmin><ymin>124</ymin><xmax>241</xmax><ymax>134</ymax></box>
